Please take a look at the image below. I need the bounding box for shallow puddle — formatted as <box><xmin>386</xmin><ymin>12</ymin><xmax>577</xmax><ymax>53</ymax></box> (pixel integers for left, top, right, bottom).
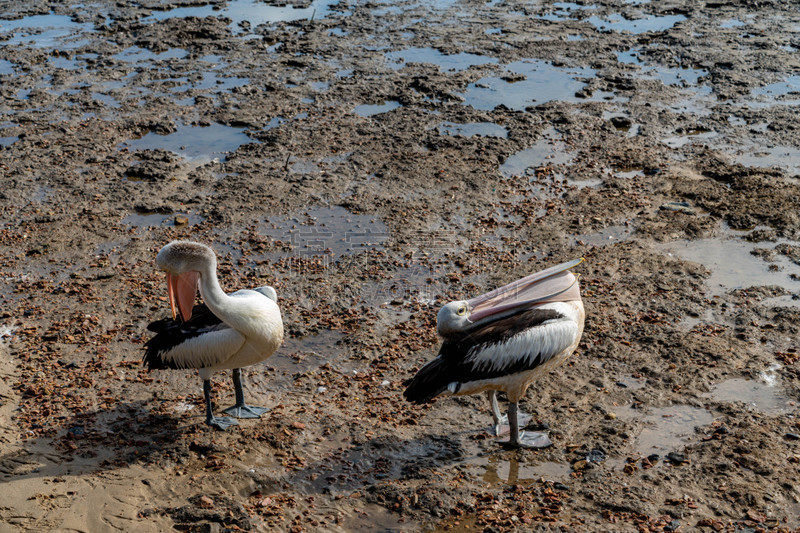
<box><xmin>618</xmin><ymin>404</ymin><xmax>714</xmax><ymax>457</ymax></box>
<box><xmin>575</xmin><ymin>225</ymin><xmax>632</xmax><ymax>247</ymax></box>
<box><xmin>172</xmin><ymin>72</ymin><xmax>250</xmax><ymax>93</ymax></box>
<box><xmin>0</xmin><ymin>58</ymin><xmax>13</xmax><ymax>75</ymax></box>
<box><xmin>113</xmin><ymin>46</ymin><xmax>189</xmax><ymax>63</ymax></box>
<box><xmin>0</xmin><ymin>134</ymin><xmax>18</xmax><ymax>147</ymax></box>
<box><xmin>661</xmin><ymin>130</ymin><xmax>718</xmax><ymax>149</ymax></box>
<box><xmin>615</xmin><ymin>168</ymin><xmax>644</xmax><ymax>179</ymax></box>
<box><xmin>587</xmin><ymin>14</ymin><xmax>686</xmax><ymax>34</ymax></box>
<box><xmin>0</xmin><ymin>13</ymin><xmax>93</xmax><ymax>48</ymax></box>
<box><xmin>144</xmin><ymin>0</ymin><xmax>339</xmax><ymax>29</ymax></box>
<box><xmin>119</xmin><ymin>123</ymin><xmax>251</xmax><ymax>164</ymax></box>
<box><xmin>91</xmin><ymin>92</ymin><xmax>121</xmax><ymax>109</ymax></box>
<box><xmin>703</xmin><ymin>368</ymin><xmax>793</xmax><ymax>415</ymax></box>
<box><xmin>353</xmin><ymin>100</ymin><xmax>401</xmax><ymax>117</ymax></box>
<box><xmin>461</xmin><ymin>59</ymin><xmax>595</xmax><ymax>111</ymax></box>
<box><xmin>385</xmin><ymin>47</ymin><xmax>498</xmax><ymax>72</ymax></box>
<box><xmin>753</xmin><ymin>75</ymin><xmax>800</xmax><ymax>98</ymax></box>
<box><xmin>658</xmin><ymin>231</ymin><xmax>800</xmax><ymax>297</ymax></box>
<box><xmin>437</xmin><ymin>121</ymin><xmax>508</xmax><ymax>138</ymax></box>
<box><xmin>499</xmin><ymin>128</ymin><xmax>574</xmax><ymax>177</ymax></box>
<box><xmin>760</xmin><ymin>294</ymin><xmax>800</xmax><ymax>308</ymax></box>
<box><xmin>538</xmin><ymin>2</ymin><xmax>596</xmax><ymax>21</ymax></box>
<box><xmin>734</xmin><ymin>144</ymin><xmax>800</xmax><ymax>175</ymax></box>
<box><xmin>474</xmin><ymin>454</ymin><xmax>571</xmax><ymax>486</ymax></box>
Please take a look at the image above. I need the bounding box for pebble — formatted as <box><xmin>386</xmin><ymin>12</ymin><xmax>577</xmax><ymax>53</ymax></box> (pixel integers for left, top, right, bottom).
<box><xmin>586</xmin><ymin>448</ymin><xmax>606</xmax><ymax>464</ymax></box>
<box><xmin>659</xmin><ymin>201</ymin><xmax>696</xmax><ymax>215</ymax></box>
<box><xmin>197</xmin><ymin>496</ymin><xmax>214</xmax><ymax>508</ymax></box>
<box><xmin>666</xmin><ymin>452</ymin><xmax>687</xmax><ymax>465</ymax></box>
<box><xmin>784</xmin><ymin>432</ymin><xmax>800</xmax><ymax>441</ymax></box>
<box><xmin>174</xmin><ymin>214</ymin><xmax>189</xmax><ymax>225</ymax></box>
<box><xmin>572</xmin><ymin>459</ymin><xmax>589</xmax><ymax>471</ymax></box>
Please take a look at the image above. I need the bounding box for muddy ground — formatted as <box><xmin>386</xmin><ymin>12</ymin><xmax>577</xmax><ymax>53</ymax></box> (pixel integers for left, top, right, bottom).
<box><xmin>2</xmin><ymin>0</ymin><xmax>800</xmax><ymax>531</ymax></box>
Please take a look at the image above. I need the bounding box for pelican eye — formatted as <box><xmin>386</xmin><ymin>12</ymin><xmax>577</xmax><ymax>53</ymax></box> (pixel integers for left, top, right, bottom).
<box><xmin>457</xmin><ymin>306</ymin><xmax>468</xmax><ymax>316</ymax></box>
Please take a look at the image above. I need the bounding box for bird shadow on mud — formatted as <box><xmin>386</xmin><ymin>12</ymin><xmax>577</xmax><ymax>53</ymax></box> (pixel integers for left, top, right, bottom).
<box><xmin>0</xmin><ymin>400</ymin><xmax>193</xmax><ymax>482</ymax></box>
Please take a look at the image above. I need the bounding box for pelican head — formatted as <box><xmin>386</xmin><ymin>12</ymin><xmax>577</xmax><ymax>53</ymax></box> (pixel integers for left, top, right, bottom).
<box><xmin>156</xmin><ymin>241</ymin><xmax>217</xmax><ymax>322</ymax></box>
<box><xmin>436</xmin><ymin>258</ymin><xmax>584</xmax><ymax>341</ymax></box>
<box><xmin>437</xmin><ymin>301</ymin><xmax>472</xmax><ymax>339</ymax></box>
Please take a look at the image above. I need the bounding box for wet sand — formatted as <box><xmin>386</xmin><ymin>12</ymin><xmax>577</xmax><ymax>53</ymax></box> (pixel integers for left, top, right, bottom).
<box><xmin>1</xmin><ymin>1</ymin><xmax>800</xmax><ymax>531</ymax></box>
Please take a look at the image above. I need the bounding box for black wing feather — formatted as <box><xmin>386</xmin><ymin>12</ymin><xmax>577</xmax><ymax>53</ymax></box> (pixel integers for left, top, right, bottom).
<box><xmin>143</xmin><ymin>303</ymin><xmax>227</xmax><ymax>370</ymax></box>
<box><xmin>403</xmin><ymin>308</ymin><xmax>563</xmax><ymax>404</ymax></box>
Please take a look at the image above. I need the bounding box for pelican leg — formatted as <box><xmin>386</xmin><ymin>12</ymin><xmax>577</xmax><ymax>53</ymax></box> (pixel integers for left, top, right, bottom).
<box><xmin>500</xmin><ymin>402</ymin><xmax>551</xmax><ymax>449</ymax></box>
<box><xmin>488</xmin><ymin>391</ymin><xmax>534</xmax><ymax>437</ymax></box>
<box><xmin>222</xmin><ymin>368</ymin><xmax>269</xmax><ymax>419</ymax></box>
<box><xmin>203</xmin><ymin>379</ymin><xmax>238</xmax><ymax>430</ymax></box>
<box><xmin>488</xmin><ymin>391</ymin><xmax>503</xmax><ymax>436</ymax></box>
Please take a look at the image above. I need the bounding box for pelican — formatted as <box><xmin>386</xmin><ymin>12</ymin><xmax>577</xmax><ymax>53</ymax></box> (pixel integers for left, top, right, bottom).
<box><xmin>143</xmin><ymin>241</ymin><xmax>284</xmax><ymax>430</ymax></box>
<box><xmin>403</xmin><ymin>258</ymin><xmax>584</xmax><ymax>448</ymax></box>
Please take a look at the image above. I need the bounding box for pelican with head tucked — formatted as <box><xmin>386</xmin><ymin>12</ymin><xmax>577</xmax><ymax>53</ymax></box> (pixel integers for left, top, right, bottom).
<box><xmin>144</xmin><ymin>241</ymin><xmax>284</xmax><ymax>430</ymax></box>
<box><xmin>403</xmin><ymin>258</ymin><xmax>585</xmax><ymax>448</ymax></box>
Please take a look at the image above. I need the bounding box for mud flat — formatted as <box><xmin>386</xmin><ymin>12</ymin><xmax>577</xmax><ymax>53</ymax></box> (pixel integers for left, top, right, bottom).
<box><xmin>1</xmin><ymin>0</ymin><xmax>800</xmax><ymax>531</ymax></box>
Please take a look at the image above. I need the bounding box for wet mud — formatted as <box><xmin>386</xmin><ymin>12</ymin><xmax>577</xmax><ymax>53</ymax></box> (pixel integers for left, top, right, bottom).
<box><xmin>2</xmin><ymin>0</ymin><xmax>800</xmax><ymax>531</ymax></box>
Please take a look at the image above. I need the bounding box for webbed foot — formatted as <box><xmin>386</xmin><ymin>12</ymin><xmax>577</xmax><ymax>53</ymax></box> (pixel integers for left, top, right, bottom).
<box><xmin>222</xmin><ymin>404</ymin><xmax>269</xmax><ymax>419</ymax></box>
<box><xmin>493</xmin><ymin>411</ymin><xmax>533</xmax><ymax>437</ymax></box>
<box><xmin>498</xmin><ymin>431</ymin><xmax>552</xmax><ymax>449</ymax></box>
<box><xmin>207</xmin><ymin>415</ymin><xmax>239</xmax><ymax>430</ymax></box>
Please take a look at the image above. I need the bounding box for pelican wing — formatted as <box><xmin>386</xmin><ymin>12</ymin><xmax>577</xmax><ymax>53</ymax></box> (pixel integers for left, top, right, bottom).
<box><xmin>144</xmin><ymin>305</ymin><xmax>246</xmax><ymax>370</ymax></box>
<box><xmin>459</xmin><ymin>309</ymin><xmax>578</xmax><ymax>377</ymax></box>
<box><xmin>403</xmin><ymin>308</ymin><xmax>575</xmax><ymax>403</ymax></box>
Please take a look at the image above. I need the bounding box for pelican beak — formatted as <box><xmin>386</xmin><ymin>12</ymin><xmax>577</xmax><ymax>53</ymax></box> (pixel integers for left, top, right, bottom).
<box><xmin>166</xmin><ymin>271</ymin><xmax>200</xmax><ymax>322</ymax></box>
<box><xmin>467</xmin><ymin>258</ymin><xmax>584</xmax><ymax>323</ymax></box>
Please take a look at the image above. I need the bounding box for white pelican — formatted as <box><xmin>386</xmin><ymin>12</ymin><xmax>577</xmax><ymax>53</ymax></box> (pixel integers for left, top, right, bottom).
<box><xmin>144</xmin><ymin>241</ymin><xmax>284</xmax><ymax>430</ymax></box>
<box><xmin>404</xmin><ymin>258</ymin><xmax>584</xmax><ymax>448</ymax></box>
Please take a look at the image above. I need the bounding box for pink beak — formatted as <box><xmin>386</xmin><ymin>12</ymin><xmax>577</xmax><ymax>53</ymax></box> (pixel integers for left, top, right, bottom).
<box><xmin>166</xmin><ymin>271</ymin><xmax>200</xmax><ymax>322</ymax></box>
<box><xmin>467</xmin><ymin>258</ymin><xmax>583</xmax><ymax>323</ymax></box>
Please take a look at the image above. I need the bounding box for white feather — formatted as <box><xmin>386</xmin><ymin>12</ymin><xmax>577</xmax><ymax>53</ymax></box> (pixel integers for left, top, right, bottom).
<box><xmin>464</xmin><ymin>302</ymin><xmax>581</xmax><ymax>375</ymax></box>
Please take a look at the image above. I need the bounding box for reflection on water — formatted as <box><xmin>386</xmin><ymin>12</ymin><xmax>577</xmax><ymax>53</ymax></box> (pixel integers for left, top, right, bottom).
<box><xmin>385</xmin><ymin>47</ymin><xmax>498</xmax><ymax>72</ymax></box>
<box><xmin>113</xmin><ymin>46</ymin><xmax>189</xmax><ymax>62</ymax></box>
<box><xmin>119</xmin><ymin>123</ymin><xmax>251</xmax><ymax>164</ymax></box>
<box><xmin>143</xmin><ymin>0</ymin><xmax>340</xmax><ymax>29</ymax></box>
<box><xmin>619</xmin><ymin>404</ymin><xmax>714</xmax><ymax>457</ymax></box>
<box><xmin>437</xmin><ymin>121</ymin><xmax>508</xmax><ymax>138</ymax></box>
<box><xmin>467</xmin><ymin>453</ymin><xmax>571</xmax><ymax>487</ymax></box>
<box><xmin>0</xmin><ymin>13</ymin><xmax>93</xmax><ymax>48</ymax></box>
<box><xmin>462</xmin><ymin>59</ymin><xmax>597</xmax><ymax>111</ymax></box>
<box><xmin>588</xmin><ymin>14</ymin><xmax>686</xmax><ymax>34</ymax></box>
<box><xmin>658</xmin><ymin>228</ymin><xmax>800</xmax><ymax>297</ymax></box>
<box><xmin>499</xmin><ymin>127</ymin><xmax>574</xmax><ymax>177</ymax></box>
<box><xmin>735</xmin><ymin>145</ymin><xmax>800</xmax><ymax>175</ymax></box>
<box><xmin>354</xmin><ymin>101</ymin><xmax>402</xmax><ymax>117</ymax></box>
<box><xmin>704</xmin><ymin>367</ymin><xmax>793</xmax><ymax>415</ymax></box>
